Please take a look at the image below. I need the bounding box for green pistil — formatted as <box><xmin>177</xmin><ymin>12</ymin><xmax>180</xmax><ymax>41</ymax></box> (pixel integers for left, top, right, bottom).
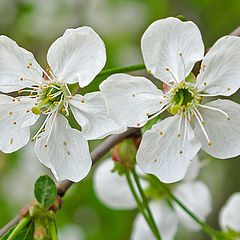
<box><xmin>32</xmin><ymin>98</ymin><xmax>50</xmax><ymax>115</ymax></box>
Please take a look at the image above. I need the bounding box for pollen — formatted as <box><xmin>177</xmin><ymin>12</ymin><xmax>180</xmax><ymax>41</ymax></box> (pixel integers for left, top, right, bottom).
<box><xmin>166</xmin><ymin>68</ymin><xmax>169</xmax><ymax>71</ymax></box>
<box><xmin>182</xmin><ymin>105</ymin><xmax>185</xmax><ymax>109</ymax></box>
<box><xmin>146</xmin><ymin>113</ymin><xmax>149</xmax><ymax>116</ymax></box>
<box><xmin>27</xmin><ymin>66</ymin><xmax>30</xmax><ymax>69</ymax></box>
<box><xmin>35</xmin><ymin>103</ymin><xmax>38</xmax><ymax>106</ymax></box>
<box><xmin>26</xmin><ymin>110</ymin><xmax>30</xmax><ymax>113</ymax></box>
<box><xmin>227</xmin><ymin>117</ymin><xmax>230</xmax><ymax>120</ymax></box>
<box><xmin>13</xmin><ymin>122</ymin><xmax>16</xmax><ymax>125</ymax></box>
<box><xmin>29</xmin><ymin>63</ymin><xmax>32</xmax><ymax>66</ymax></box>
<box><xmin>187</xmin><ymin>102</ymin><xmax>191</xmax><ymax>106</ymax></box>
<box><xmin>191</xmin><ymin>113</ymin><xmax>195</xmax><ymax>117</ymax></box>
<box><xmin>33</xmin><ymin>88</ymin><xmax>37</xmax><ymax>91</ymax></box>
<box><xmin>179</xmin><ymin>83</ymin><xmax>184</xmax><ymax>88</ymax></box>
<box><xmin>160</xmin><ymin>132</ymin><xmax>163</xmax><ymax>135</ymax></box>
<box><xmin>189</xmin><ymin>119</ymin><xmax>192</xmax><ymax>123</ymax></box>
<box><xmin>62</xmin><ymin>108</ymin><xmax>65</xmax><ymax>112</ymax></box>
<box><xmin>18</xmin><ymin>90</ymin><xmax>21</xmax><ymax>94</ymax></box>
<box><xmin>179</xmin><ymin>53</ymin><xmax>182</xmax><ymax>56</ymax></box>
<box><xmin>49</xmin><ymin>97</ymin><xmax>53</xmax><ymax>100</ymax></box>
<box><xmin>36</xmin><ymin>94</ymin><xmax>40</xmax><ymax>98</ymax></box>
<box><xmin>179</xmin><ymin>150</ymin><xmax>183</xmax><ymax>154</ymax></box>
<box><xmin>191</xmin><ymin>94</ymin><xmax>195</xmax><ymax>97</ymax></box>
<box><xmin>160</xmin><ymin>101</ymin><xmax>162</xmax><ymax>104</ymax></box>
<box><xmin>68</xmin><ymin>96</ymin><xmax>73</xmax><ymax>99</ymax></box>
<box><xmin>12</xmin><ymin>99</ymin><xmax>15</xmax><ymax>102</ymax></box>
<box><xmin>65</xmin><ymin>114</ymin><xmax>69</xmax><ymax>117</ymax></box>
<box><xmin>31</xmin><ymin>138</ymin><xmax>34</xmax><ymax>142</ymax></box>
<box><xmin>17</xmin><ymin>99</ymin><xmax>20</xmax><ymax>102</ymax></box>
<box><xmin>203</xmin><ymin>65</ymin><xmax>206</xmax><ymax>68</ymax></box>
<box><xmin>10</xmin><ymin>138</ymin><xmax>13</xmax><ymax>144</ymax></box>
<box><xmin>137</xmin><ymin>123</ymin><xmax>140</xmax><ymax>126</ymax></box>
<box><xmin>178</xmin><ymin>134</ymin><xmax>181</xmax><ymax>137</ymax></box>
<box><xmin>147</xmin><ymin>70</ymin><xmax>151</xmax><ymax>74</ymax></box>
<box><xmin>202</xmin><ymin>121</ymin><xmax>205</xmax><ymax>125</ymax></box>
<box><xmin>20</xmin><ymin>78</ymin><xmax>23</xmax><ymax>81</ymax></box>
<box><xmin>44</xmin><ymin>144</ymin><xmax>47</xmax><ymax>148</ymax></box>
<box><xmin>208</xmin><ymin>142</ymin><xmax>212</xmax><ymax>146</ymax></box>
<box><xmin>9</xmin><ymin>112</ymin><xmax>13</xmax><ymax>115</ymax></box>
<box><xmin>132</xmin><ymin>94</ymin><xmax>135</xmax><ymax>97</ymax></box>
<box><xmin>204</xmin><ymin>82</ymin><xmax>207</xmax><ymax>86</ymax></box>
<box><xmin>227</xmin><ymin>88</ymin><xmax>231</xmax><ymax>91</ymax></box>
<box><xmin>81</xmin><ymin>99</ymin><xmax>84</xmax><ymax>103</ymax></box>
<box><xmin>42</xmin><ymin>129</ymin><xmax>45</xmax><ymax>132</ymax></box>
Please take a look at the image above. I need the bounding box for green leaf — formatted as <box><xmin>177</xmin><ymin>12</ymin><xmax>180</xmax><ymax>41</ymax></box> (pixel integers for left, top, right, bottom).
<box><xmin>34</xmin><ymin>175</ymin><xmax>57</xmax><ymax>210</ymax></box>
<box><xmin>1</xmin><ymin>225</ymin><xmax>16</xmax><ymax>239</ymax></box>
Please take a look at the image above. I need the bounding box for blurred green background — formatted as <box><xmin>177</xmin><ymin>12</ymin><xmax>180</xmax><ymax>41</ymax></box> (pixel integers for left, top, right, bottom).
<box><xmin>0</xmin><ymin>0</ymin><xmax>240</xmax><ymax>239</ymax></box>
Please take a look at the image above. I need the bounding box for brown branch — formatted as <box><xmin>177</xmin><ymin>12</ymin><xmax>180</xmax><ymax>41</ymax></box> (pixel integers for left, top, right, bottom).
<box><xmin>1</xmin><ymin>23</ymin><xmax>240</xmax><ymax>238</ymax></box>
<box><xmin>0</xmin><ymin>127</ymin><xmax>138</xmax><ymax>237</ymax></box>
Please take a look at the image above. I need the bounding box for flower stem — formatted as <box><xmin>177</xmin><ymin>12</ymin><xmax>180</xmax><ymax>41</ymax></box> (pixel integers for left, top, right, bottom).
<box><xmin>49</xmin><ymin>218</ymin><xmax>58</xmax><ymax>240</ymax></box>
<box><xmin>97</xmin><ymin>64</ymin><xmax>146</xmax><ymax>78</ymax></box>
<box><xmin>158</xmin><ymin>180</ymin><xmax>220</xmax><ymax>238</ymax></box>
<box><xmin>6</xmin><ymin>217</ymin><xmax>31</xmax><ymax>240</ymax></box>
<box><xmin>131</xmin><ymin>168</ymin><xmax>161</xmax><ymax>240</ymax></box>
<box><xmin>125</xmin><ymin>170</ymin><xmax>161</xmax><ymax>240</ymax></box>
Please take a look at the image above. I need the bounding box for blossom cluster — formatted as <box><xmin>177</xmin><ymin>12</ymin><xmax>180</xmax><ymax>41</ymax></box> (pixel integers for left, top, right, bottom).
<box><xmin>1</xmin><ymin>16</ymin><xmax>240</xmax><ymax>239</ymax></box>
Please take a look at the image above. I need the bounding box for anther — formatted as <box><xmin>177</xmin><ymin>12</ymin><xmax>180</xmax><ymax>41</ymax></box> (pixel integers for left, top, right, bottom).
<box><xmin>182</xmin><ymin>105</ymin><xmax>185</xmax><ymax>109</ymax></box>
<box><xmin>160</xmin><ymin>101</ymin><xmax>162</xmax><ymax>104</ymax></box>
<box><xmin>160</xmin><ymin>132</ymin><xmax>163</xmax><ymax>135</ymax></box>
<box><xmin>208</xmin><ymin>142</ymin><xmax>211</xmax><ymax>146</ymax></box>
<box><xmin>183</xmin><ymin>82</ymin><xmax>185</xmax><ymax>86</ymax></box>
<box><xmin>147</xmin><ymin>70</ymin><xmax>151</xmax><ymax>74</ymax></box>
<box><xmin>189</xmin><ymin>119</ymin><xmax>192</xmax><ymax>123</ymax></box>
<box><xmin>166</xmin><ymin>68</ymin><xmax>169</xmax><ymax>71</ymax></box>
<box><xmin>179</xmin><ymin>83</ymin><xmax>184</xmax><ymax>88</ymax></box>
<box><xmin>42</xmin><ymin>129</ymin><xmax>45</xmax><ymax>132</ymax></box>
<box><xmin>81</xmin><ymin>99</ymin><xmax>84</xmax><ymax>103</ymax></box>
<box><xmin>68</xmin><ymin>96</ymin><xmax>73</xmax><ymax>99</ymax></box>
<box><xmin>33</xmin><ymin>88</ymin><xmax>37</xmax><ymax>91</ymax></box>
<box><xmin>13</xmin><ymin>122</ymin><xmax>16</xmax><ymax>125</ymax></box>
<box><xmin>18</xmin><ymin>90</ymin><xmax>21</xmax><ymax>94</ymax></box>
<box><xmin>67</xmin><ymin>151</ymin><xmax>71</xmax><ymax>156</ymax></box>
<box><xmin>27</xmin><ymin>66</ymin><xmax>30</xmax><ymax>69</ymax></box>
<box><xmin>202</xmin><ymin>121</ymin><xmax>205</xmax><ymax>125</ymax></box>
<box><xmin>132</xmin><ymin>94</ymin><xmax>135</xmax><ymax>97</ymax></box>
<box><xmin>197</xmin><ymin>102</ymin><xmax>200</xmax><ymax>104</ymax></box>
<box><xmin>187</xmin><ymin>102</ymin><xmax>191</xmax><ymax>106</ymax></box>
<box><xmin>227</xmin><ymin>117</ymin><xmax>230</xmax><ymax>120</ymax></box>
<box><xmin>199</xmin><ymin>96</ymin><xmax>202</xmax><ymax>100</ymax></box>
<box><xmin>30</xmin><ymin>93</ymin><xmax>33</xmax><ymax>96</ymax></box>
<box><xmin>179</xmin><ymin>53</ymin><xmax>182</xmax><ymax>56</ymax></box>
<box><xmin>20</xmin><ymin>78</ymin><xmax>23</xmax><ymax>81</ymax></box>
<box><xmin>26</xmin><ymin>110</ymin><xmax>30</xmax><ymax>113</ymax></box>
<box><xmin>44</xmin><ymin>144</ymin><xmax>47</xmax><ymax>148</ymax></box>
<box><xmin>191</xmin><ymin>94</ymin><xmax>195</xmax><ymax>97</ymax></box>
<box><xmin>36</xmin><ymin>94</ymin><xmax>40</xmax><ymax>98</ymax></box>
<box><xmin>178</xmin><ymin>134</ymin><xmax>181</xmax><ymax>137</ymax></box>
<box><xmin>9</xmin><ymin>112</ymin><xmax>13</xmax><ymax>115</ymax></box>
<box><xmin>29</xmin><ymin>63</ymin><xmax>32</xmax><ymax>66</ymax></box>
<box><xmin>48</xmin><ymin>83</ymin><xmax>51</xmax><ymax>86</ymax></box>
<box><xmin>31</xmin><ymin>138</ymin><xmax>34</xmax><ymax>142</ymax></box>
<box><xmin>203</xmin><ymin>65</ymin><xmax>206</xmax><ymax>68</ymax></box>
<box><xmin>227</xmin><ymin>88</ymin><xmax>231</xmax><ymax>91</ymax></box>
<box><xmin>17</xmin><ymin>99</ymin><xmax>20</xmax><ymax>102</ymax></box>
<box><xmin>179</xmin><ymin>150</ymin><xmax>183</xmax><ymax>154</ymax></box>
<box><xmin>146</xmin><ymin>113</ymin><xmax>149</xmax><ymax>116</ymax></box>
<box><xmin>12</xmin><ymin>99</ymin><xmax>15</xmax><ymax>102</ymax></box>
<box><xmin>204</xmin><ymin>82</ymin><xmax>207</xmax><ymax>86</ymax></box>
<box><xmin>191</xmin><ymin>113</ymin><xmax>195</xmax><ymax>117</ymax></box>
<box><xmin>62</xmin><ymin>108</ymin><xmax>65</xmax><ymax>112</ymax></box>
<box><xmin>49</xmin><ymin>97</ymin><xmax>53</xmax><ymax>100</ymax></box>
<box><xmin>35</xmin><ymin>103</ymin><xmax>38</xmax><ymax>106</ymax></box>
<box><xmin>64</xmin><ymin>142</ymin><xmax>67</xmax><ymax>146</ymax></box>
<box><xmin>137</xmin><ymin>123</ymin><xmax>140</xmax><ymax>126</ymax></box>
<box><xmin>65</xmin><ymin>114</ymin><xmax>69</xmax><ymax>117</ymax></box>
<box><xmin>10</xmin><ymin>138</ymin><xmax>13</xmax><ymax>144</ymax></box>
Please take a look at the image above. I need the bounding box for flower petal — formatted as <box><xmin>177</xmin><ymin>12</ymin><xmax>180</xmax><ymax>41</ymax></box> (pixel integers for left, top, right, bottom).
<box><xmin>173</xmin><ymin>181</ymin><xmax>212</xmax><ymax>231</ymax></box>
<box><xmin>0</xmin><ymin>95</ymin><xmax>39</xmax><ymax>153</ymax></box>
<box><xmin>219</xmin><ymin>193</ymin><xmax>240</xmax><ymax>232</ymax></box>
<box><xmin>93</xmin><ymin>158</ymin><xmax>137</xmax><ymax>209</ymax></box>
<box><xmin>131</xmin><ymin>200</ymin><xmax>178</xmax><ymax>240</ymax></box>
<box><xmin>184</xmin><ymin>155</ymin><xmax>202</xmax><ymax>182</ymax></box>
<box><xmin>194</xmin><ymin>99</ymin><xmax>240</xmax><ymax>159</ymax></box>
<box><xmin>0</xmin><ymin>36</ymin><xmax>43</xmax><ymax>92</ymax></box>
<box><xmin>47</xmin><ymin>27</ymin><xmax>106</xmax><ymax>87</ymax></box>
<box><xmin>69</xmin><ymin>92</ymin><xmax>126</xmax><ymax>140</ymax></box>
<box><xmin>137</xmin><ymin>115</ymin><xmax>201</xmax><ymax>183</ymax></box>
<box><xmin>141</xmin><ymin>17</ymin><xmax>204</xmax><ymax>84</ymax></box>
<box><xmin>35</xmin><ymin>113</ymin><xmax>91</xmax><ymax>182</ymax></box>
<box><xmin>196</xmin><ymin>36</ymin><xmax>240</xmax><ymax>96</ymax></box>
<box><xmin>100</xmin><ymin>73</ymin><xmax>164</xmax><ymax>128</ymax></box>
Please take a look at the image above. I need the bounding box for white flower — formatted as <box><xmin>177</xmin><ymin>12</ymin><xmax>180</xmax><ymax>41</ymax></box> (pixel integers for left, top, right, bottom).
<box><xmin>100</xmin><ymin>17</ymin><xmax>240</xmax><ymax>183</ymax></box>
<box><xmin>219</xmin><ymin>193</ymin><xmax>240</xmax><ymax>233</ymax></box>
<box><xmin>93</xmin><ymin>157</ymin><xmax>212</xmax><ymax>240</ymax></box>
<box><xmin>0</xmin><ymin>27</ymin><xmax>122</xmax><ymax>182</ymax></box>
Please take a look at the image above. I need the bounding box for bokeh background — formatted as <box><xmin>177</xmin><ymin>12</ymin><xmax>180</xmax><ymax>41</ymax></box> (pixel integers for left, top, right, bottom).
<box><xmin>0</xmin><ymin>0</ymin><xmax>240</xmax><ymax>239</ymax></box>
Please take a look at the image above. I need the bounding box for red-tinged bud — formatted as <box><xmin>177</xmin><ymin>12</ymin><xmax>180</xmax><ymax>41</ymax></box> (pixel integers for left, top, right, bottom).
<box><xmin>49</xmin><ymin>195</ymin><xmax>62</xmax><ymax>212</ymax></box>
<box><xmin>133</xmin><ymin>136</ymin><xmax>142</xmax><ymax>149</ymax></box>
<box><xmin>112</xmin><ymin>144</ymin><xmax>121</xmax><ymax>162</ymax></box>
<box><xmin>20</xmin><ymin>200</ymin><xmax>39</xmax><ymax>219</ymax></box>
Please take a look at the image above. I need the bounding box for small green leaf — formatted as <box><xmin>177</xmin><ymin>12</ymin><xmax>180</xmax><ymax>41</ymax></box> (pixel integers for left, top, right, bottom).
<box><xmin>34</xmin><ymin>175</ymin><xmax>57</xmax><ymax>210</ymax></box>
<box><xmin>176</xmin><ymin>15</ymin><xmax>188</xmax><ymax>22</ymax></box>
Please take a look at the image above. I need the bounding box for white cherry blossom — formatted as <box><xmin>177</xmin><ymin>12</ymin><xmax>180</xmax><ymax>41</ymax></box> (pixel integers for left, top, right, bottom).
<box><xmin>100</xmin><ymin>17</ymin><xmax>240</xmax><ymax>183</ymax></box>
<box><xmin>93</xmin><ymin>157</ymin><xmax>212</xmax><ymax>240</ymax></box>
<box><xmin>0</xmin><ymin>27</ymin><xmax>121</xmax><ymax>182</ymax></box>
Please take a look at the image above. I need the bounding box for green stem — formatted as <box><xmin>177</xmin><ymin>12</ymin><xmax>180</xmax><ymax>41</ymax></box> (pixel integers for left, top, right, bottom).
<box><xmin>49</xmin><ymin>218</ymin><xmax>58</xmax><ymax>240</ymax></box>
<box><xmin>158</xmin><ymin>181</ymin><xmax>220</xmax><ymax>238</ymax></box>
<box><xmin>97</xmin><ymin>64</ymin><xmax>146</xmax><ymax>78</ymax></box>
<box><xmin>131</xmin><ymin>168</ymin><xmax>161</xmax><ymax>240</ymax></box>
<box><xmin>125</xmin><ymin>170</ymin><xmax>160</xmax><ymax>239</ymax></box>
<box><xmin>7</xmin><ymin>217</ymin><xmax>31</xmax><ymax>240</ymax></box>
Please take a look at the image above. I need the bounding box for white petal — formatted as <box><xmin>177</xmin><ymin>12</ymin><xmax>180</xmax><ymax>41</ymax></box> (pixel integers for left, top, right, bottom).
<box><xmin>35</xmin><ymin>114</ymin><xmax>91</xmax><ymax>182</ymax></box>
<box><xmin>194</xmin><ymin>99</ymin><xmax>240</xmax><ymax>159</ymax></box>
<box><xmin>0</xmin><ymin>36</ymin><xmax>43</xmax><ymax>93</ymax></box>
<box><xmin>100</xmin><ymin>73</ymin><xmax>164</xmax><ymax>128</ymax></box>
<box><xmin>141</xmin><ymin>17</ymin><xmax>204</xmax><ymax>84</ymax></box>
<box><xmin>137</xmin><ymin>115</ymin><xmax>201</xmax><ymax>183</ymax></box>
<box><xmin>196</xmin><ymin>36</ymin><xmax>240</xmax><ymax>96</ymax></box>
<box><xmin>184</xmin><ymin>155</ymin><xmax>202</xmax><ymax>182</ymax></box>
<box><xmin>0</xmin><ymin>95</ymin><xmax>39</xmax><ymax>153</ymax></box>
<box><xmin>47</xmin><ymin>27</ymin><xmax>106</xmax><ymax>86</ymax></box>
<box><xmin>173</xmin><ymin>181</ymin><xmax>212</xmax><ymax>231</ymax></box>
<box><xmin>69</xmin><ymin>92</ymin><xmax>126</xmax><ymax>140</ymax></box>
<box><xmin>131</xmin><ymin>200</ymin><xmax>178</xmax><ymax>240</ymax></box>
<box><xmin>219</xmin><ymin>193</ymin><xmax>240</xmax><ymax>232</ymax></box>
<box><xmin>93</xmin><ymin>158</ymin><xmax>137</xmax><ymax>209</ymax></box>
